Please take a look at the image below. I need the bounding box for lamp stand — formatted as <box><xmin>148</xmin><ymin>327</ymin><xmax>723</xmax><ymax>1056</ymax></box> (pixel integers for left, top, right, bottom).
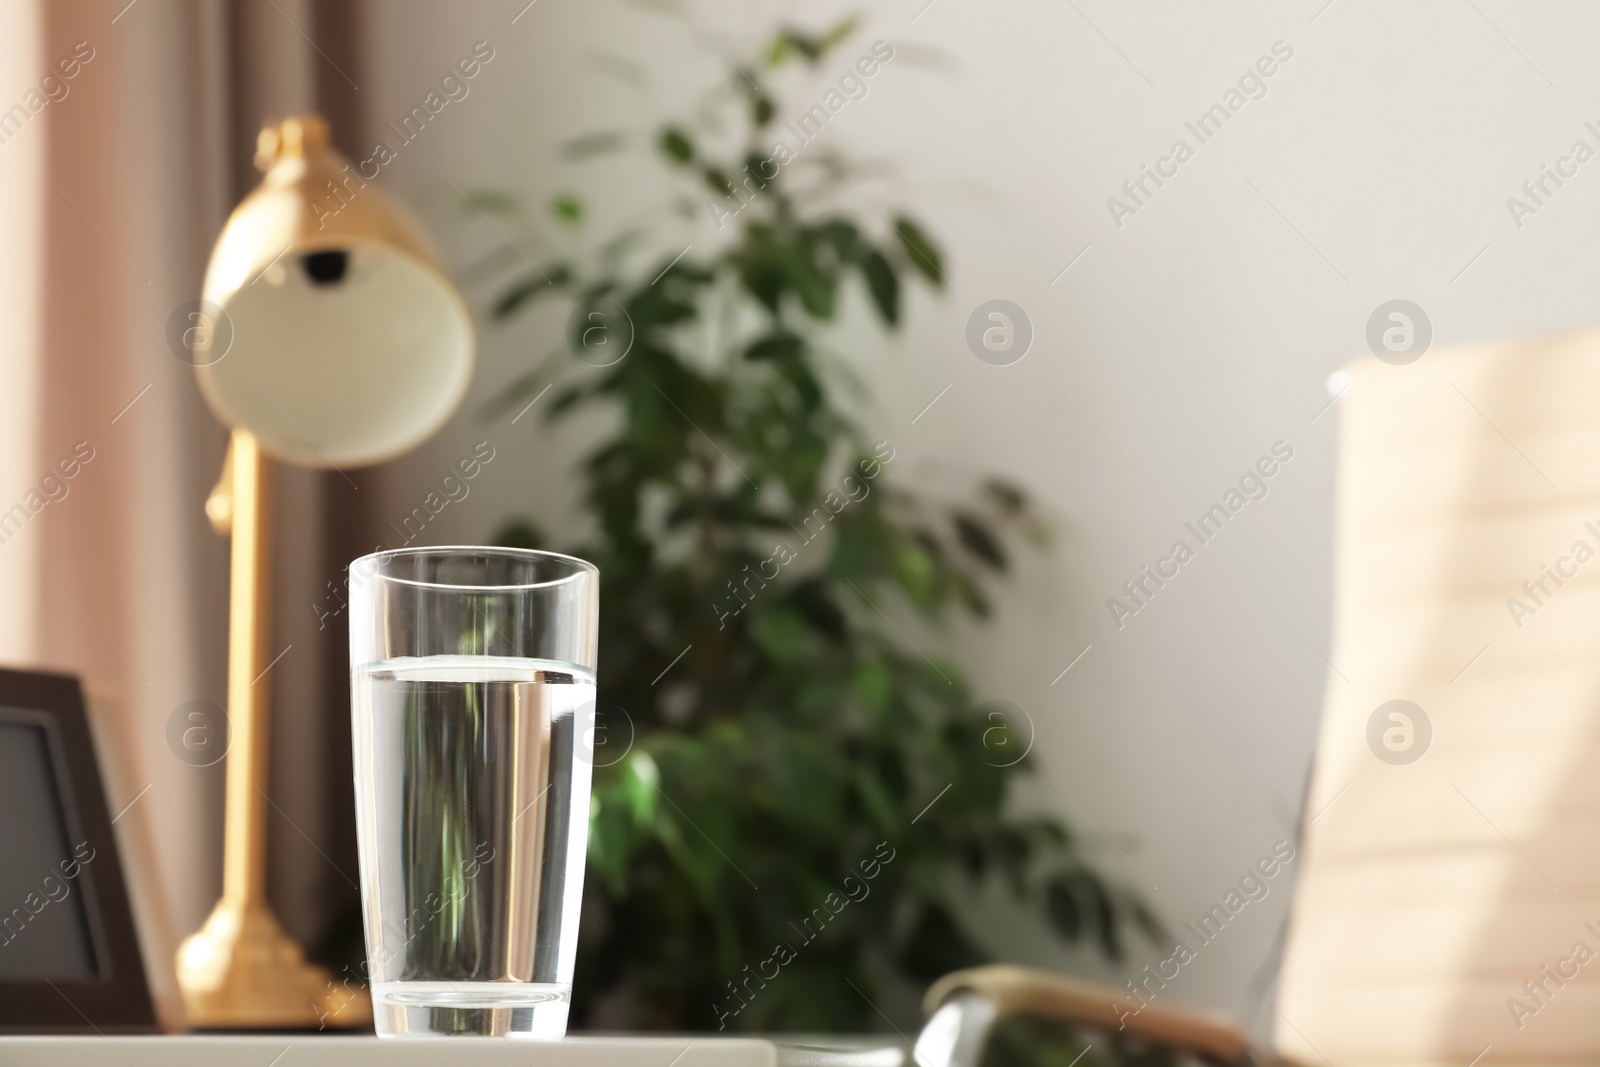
<box><xmin>175</xmin><ymin>430</ymin><xmax>370</xmax><ymax>1028</ymax></box>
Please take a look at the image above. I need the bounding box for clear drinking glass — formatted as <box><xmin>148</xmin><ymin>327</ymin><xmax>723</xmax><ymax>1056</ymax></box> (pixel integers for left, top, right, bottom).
<box><xmin>347</xmin><ymin>546</ymin><xmax>599</xmax><ymax>1038</ymax></box>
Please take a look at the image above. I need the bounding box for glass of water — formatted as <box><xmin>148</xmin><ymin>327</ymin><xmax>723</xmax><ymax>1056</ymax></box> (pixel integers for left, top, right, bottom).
<box><xmin>348</xmin><ymin>546</ymin><xmax>599</xmax><ymax>1038</ymax></box>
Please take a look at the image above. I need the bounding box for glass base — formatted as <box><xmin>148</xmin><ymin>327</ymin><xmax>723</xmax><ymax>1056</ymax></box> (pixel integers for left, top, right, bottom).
<box><xmin>372</xmin><ymin>981</ymin><xmax>570</xmax><ymax>1038</ymax></box>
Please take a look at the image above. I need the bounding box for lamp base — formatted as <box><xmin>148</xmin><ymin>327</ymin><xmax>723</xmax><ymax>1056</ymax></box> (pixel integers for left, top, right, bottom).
<box><xmin>176</xmin><ymin>899</ymin><xmax>371</xmax><ymax>1030</ymax></box>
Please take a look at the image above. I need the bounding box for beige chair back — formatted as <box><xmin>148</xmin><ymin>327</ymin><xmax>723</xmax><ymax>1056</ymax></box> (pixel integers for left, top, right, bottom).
<box><xmin>1276</xmin><ymin>331</ymin><xmax>1600</xmax><ymax>1065</ymax></box>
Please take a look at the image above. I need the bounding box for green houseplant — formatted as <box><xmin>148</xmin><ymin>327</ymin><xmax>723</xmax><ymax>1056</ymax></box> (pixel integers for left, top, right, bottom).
<box><xmin>481</xmin><ymin>18</ymin><xmax>1158</xmax><ymax>1032</ymax></box>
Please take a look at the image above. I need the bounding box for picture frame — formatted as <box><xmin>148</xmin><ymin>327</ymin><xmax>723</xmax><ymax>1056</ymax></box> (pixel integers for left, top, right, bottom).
<box><xmin>0</xmin><ymin>667</ymin><xmax>156</xmax><ymax>1032</ymax></box>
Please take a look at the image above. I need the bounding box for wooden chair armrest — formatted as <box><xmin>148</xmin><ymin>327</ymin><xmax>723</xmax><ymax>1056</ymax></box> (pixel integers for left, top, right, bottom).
<box><xmin>922</xmin><ymin>965</ymin><xmax>1302</xmax><ymax>1067</ymax></box>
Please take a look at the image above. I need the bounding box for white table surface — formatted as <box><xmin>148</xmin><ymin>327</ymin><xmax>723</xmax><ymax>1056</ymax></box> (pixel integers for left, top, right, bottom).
<box><xmin>0</xmin><ymin>1034</ymin><xmax>907</xmax><ymax>1067</ymax></box>
<box><xmin>0</xmin><ymin>1035</ymin><xmax>777</xmax><ymax>1067</ymax></box>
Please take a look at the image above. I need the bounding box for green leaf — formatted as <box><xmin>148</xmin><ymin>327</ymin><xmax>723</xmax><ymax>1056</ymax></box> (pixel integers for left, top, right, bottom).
<box><xmin>623</xmin><ymin>750</ymin><xmax>660</xmax><ymax>825</ymax></box>
<box><xmin>741</xmin><ymin>153</ymin><xmax>777</xmax><ymax>195</ymax></box>
<box><xmin>702</xmin><ymin>166</ymin><xmax>735</xmax><ymax>199</ymax></box>
<box><xmin>780</xmin><ymin>241</ymin><xmax>835</xmax><ymax>318</ymax></box>
<box><xmin>773</xmin><ymin>351</ymin><xmax>823</xmax><ymax>410</ymax></box>
<box><xmin>659</xmin><ymin>126</ymin><xmax>694</xmax><ymax>164</ymax></box>
<box><xmin>954</xmin><ymin>512</ymin><xmax>1007</xmax><ymax>570</ymax></box>
<box><xmin>546</xmin><ymin>384</ymin><xmax>588</xmax><ymax>418</ymax></box>
<box><xmin>493</xmin><ymin>276</ymin><xmax>552</xmax><ymax>319</ymax></box>
<box><xmin>625</xmin><ymin>287</ymin><xmax>697</xmax><ymax>332</ymax></box>
<box><xmin>561</xmin><ymin>131</ymin><xmax>626</xmax><ymax>160</ymax></box>
<box><xmin>491</xmin><ymin>264</ymin><xmax>572</xmax><ymax>321</ymax></box>
<box><xmin>587</xmin><ymin>791</ymin><xmax>633</xmax><ymax>893</ymax></box>
<box><xmin>790</xmin><ymin>577</ymin><xmax>845</xmax><ymax>640</ymax></box>
<box><xmin>983</xmin><ymin>478</ymin><xmax>1027</xmax><ymax>515</ymax></box>
<box><xmin>893</xmin><ymin>216</ymin><xmax>943</xmax><ymax>283</ymax></box>
<box><xmin>744</xmin><ymin>332</ymin><xmax>804</xmax><ymax>361</ymax></box>
<box><xmin>952</xmin><ymin>570</ymin><xmax>990</xmax><ymax>617</ymax></box>
<box><xmin>852</xmin><ymin>661</ymin><xmax>891</xmax><ymax>713</ymax></box>
<box><xmin>816</xmin><ymin>220</ymin><xmax>859</xmax><ymax>260</ymax></box>
<box><xmin>819</xmin><ymin>17</ymin><xmax>859</xmax><ymax>53</ymax></box>
<box><xmin>754</xmin><ymin>610</ymin><xmax>810</xmax><ymax>663</ymax></box>
<box><xmin>859</xmin><ymin>248</ymin><xmax>898</xmax><ymax>326</ymax></box>
<box><xmin>896</xmin><ymin>544</ymin><xmax>935</xmax><ymax>602</ymax></box>
<box><xmin>1045</xmin><ymin>875</ymin><xmax>1081</xmax><ymax>939</ymax></box>
<box><xmin>764</xmin><ymin>18</ymin><xmax>858</xmax><ymax>67</ymax></box>
<box><xmin>853</xmin><ymin>767</ymin><xmax>901</xmax><ymax>836</ymax></box>
<box><xmin>763</xmin><ymin>32</ymin><xmax>802</xmax><ymax>67</ymax></box>
<box><xmin>552</xmin><ymin>194</ymin><xmax>583</xmax><ymax>223</ymax></box>
<box><xmin>495</xmin><ymin>519</ymin><xmax>545</xmax><ymax>550</ymax></box>
<box><xmin>769</xmin><ymin>734</ymin><xmax>844</xmax><ymax>832</ymax></box>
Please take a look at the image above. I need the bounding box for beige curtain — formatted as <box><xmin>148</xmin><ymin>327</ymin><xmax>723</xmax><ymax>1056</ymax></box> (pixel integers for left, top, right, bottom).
<box><xmin>0</xmin><ymin>3</ymin><xmax>45</xmax><ymax>660</ymax></box>
<box><xmin>2</xmin><ymin>0</ymin><xmax>367</xmax><ymax>1028</ymax></box>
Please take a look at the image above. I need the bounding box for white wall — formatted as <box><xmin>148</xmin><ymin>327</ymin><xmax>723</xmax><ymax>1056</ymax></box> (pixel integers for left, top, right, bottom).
<box><xmin>352</xmin><ymin>0</ymin><xmax>1600</xmax><ymax>1035</ymax></box>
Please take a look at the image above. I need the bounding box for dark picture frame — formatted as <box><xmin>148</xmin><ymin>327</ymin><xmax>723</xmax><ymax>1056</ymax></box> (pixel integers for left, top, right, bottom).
<box><xmin>0</xmin><ymin>667</ymin><xmax>157</xmax><ymax>1032</ymax></box>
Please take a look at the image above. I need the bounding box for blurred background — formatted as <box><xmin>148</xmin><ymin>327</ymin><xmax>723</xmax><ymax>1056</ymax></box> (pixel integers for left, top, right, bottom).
<box><xmin>3</xmin><ymin>0</ymin><xmax>1598</xmax><ymax>1056</ymax></box>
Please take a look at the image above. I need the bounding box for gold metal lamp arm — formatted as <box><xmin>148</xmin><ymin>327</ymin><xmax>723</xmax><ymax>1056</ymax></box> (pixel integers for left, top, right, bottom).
<box><xmin>175</xmin><ymin>430</ymin><xmax>369</xmax><ymax>1028</ymax></box>
<box><xmin>221</xmin><ymin>429</ymin><xmax>271</xmax><ymax>909</ymax></box>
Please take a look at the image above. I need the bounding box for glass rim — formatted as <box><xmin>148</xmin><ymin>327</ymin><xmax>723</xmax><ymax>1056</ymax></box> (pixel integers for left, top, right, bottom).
<box><xmin>350</xmin><ymin>544</ymin><xmax>598</xmax><ymax>592</ymax></box>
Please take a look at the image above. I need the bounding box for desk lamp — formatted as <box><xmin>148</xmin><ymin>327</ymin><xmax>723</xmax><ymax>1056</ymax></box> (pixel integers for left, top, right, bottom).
<box><xmin>174</xmin><ymin>115</ymin><xmax>474</xmax><ymax>1028</ymax></box>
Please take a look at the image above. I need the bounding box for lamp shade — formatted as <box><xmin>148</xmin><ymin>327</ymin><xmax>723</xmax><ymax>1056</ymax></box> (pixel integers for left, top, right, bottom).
<box><xmin>195</xmin><ymin>116</ymin><xmax>474</xmax><ymax>469</ymax></box>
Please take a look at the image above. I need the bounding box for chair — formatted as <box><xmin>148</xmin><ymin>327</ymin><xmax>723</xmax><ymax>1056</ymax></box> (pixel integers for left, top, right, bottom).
<box><xmin>916</xmin><ymin>331</ymin><xmax>1600</xmax><ymax>1067</ymax></box>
